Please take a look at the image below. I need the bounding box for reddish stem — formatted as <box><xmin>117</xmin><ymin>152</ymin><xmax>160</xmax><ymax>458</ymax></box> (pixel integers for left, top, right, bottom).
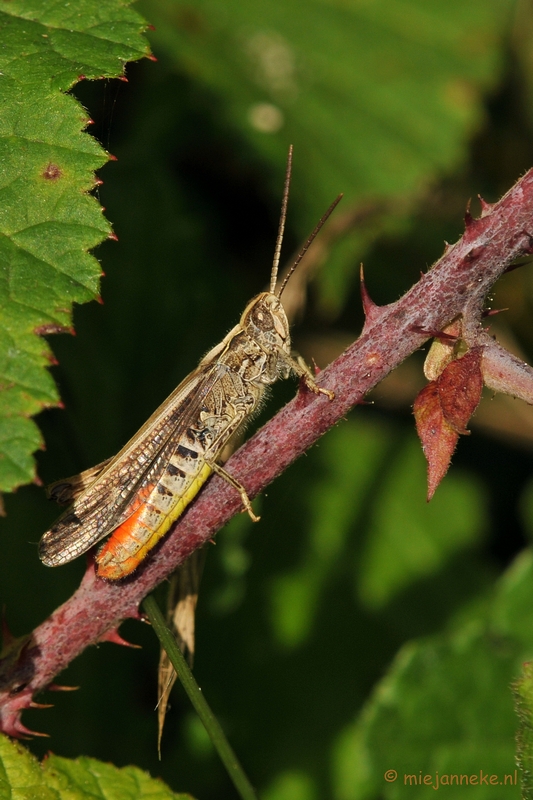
<box><xmin>2</xmin><ymin>170</ymin><xmax>533</xmax><ymax>735</ymax></box>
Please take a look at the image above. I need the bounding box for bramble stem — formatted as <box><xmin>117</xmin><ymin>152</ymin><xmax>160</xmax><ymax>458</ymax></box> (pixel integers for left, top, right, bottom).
<box><xmin>2</xmin><ymin>169</ymin><xmax>533</xmax><ymax>735</ymax></box>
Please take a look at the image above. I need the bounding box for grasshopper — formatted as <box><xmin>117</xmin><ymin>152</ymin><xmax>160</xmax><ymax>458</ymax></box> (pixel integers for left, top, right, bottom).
<box><xmin>39</xmin><ymin>147</ymin><xmax>340</xmax><ymax>580</ymax></box>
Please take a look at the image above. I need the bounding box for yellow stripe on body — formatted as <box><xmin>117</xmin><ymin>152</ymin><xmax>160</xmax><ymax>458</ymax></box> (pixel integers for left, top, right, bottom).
<box><xmin>96</xmin><ymin>462</ymin><xmax>213</xmax><ymax>580</ymax></box>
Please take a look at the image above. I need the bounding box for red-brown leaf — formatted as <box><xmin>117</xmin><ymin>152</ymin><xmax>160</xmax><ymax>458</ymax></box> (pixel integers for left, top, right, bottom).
<box><xmin>414</xmin><ymin>347</ymin><xmax>483</xmax><ymax>499</ymax></box>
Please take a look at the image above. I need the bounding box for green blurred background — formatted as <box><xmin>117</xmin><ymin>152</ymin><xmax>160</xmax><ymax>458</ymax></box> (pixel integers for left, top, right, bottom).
<box><xmin>5</xmin><ymin>0</ymin><xmax>533</xmax><ymax>797</ymax></box>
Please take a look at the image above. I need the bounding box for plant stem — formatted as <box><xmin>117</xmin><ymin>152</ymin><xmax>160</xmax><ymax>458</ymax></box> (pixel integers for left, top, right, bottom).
<box><xmin>142</xmin><ymin>594</ymin><xmax>257</xmax><ymax>800</ymax></box>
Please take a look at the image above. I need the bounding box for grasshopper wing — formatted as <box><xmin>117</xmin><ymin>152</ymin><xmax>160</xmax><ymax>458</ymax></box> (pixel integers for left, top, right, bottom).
<box><xmin>47</xmin><ymin>459</ymin><xmax>114</xmax><ymax>505</ymax></box>
<box><xmin>39</xmin><ymin>363</ymin><xmax>223</xmax><ymax>567</ymax></box>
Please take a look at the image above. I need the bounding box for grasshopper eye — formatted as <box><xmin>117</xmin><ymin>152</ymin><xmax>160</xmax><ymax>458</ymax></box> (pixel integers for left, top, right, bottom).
<box><xmin>251</xmin><ymin>305</ymin><xmax>274</xmax><ymax>331</ymax></box>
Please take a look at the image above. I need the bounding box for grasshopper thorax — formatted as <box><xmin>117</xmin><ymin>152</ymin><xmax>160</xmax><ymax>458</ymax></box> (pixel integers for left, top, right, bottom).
<box><xmin>240</xmin><ymin>292</ymin><xmax>291</xmax><ymax>353</ymax></box>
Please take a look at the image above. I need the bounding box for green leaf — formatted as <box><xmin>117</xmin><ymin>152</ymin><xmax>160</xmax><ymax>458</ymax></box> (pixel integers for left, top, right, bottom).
<box><xmin>269</xmin><ymin>418</ymin><xmax>389</xmax><ymax>647</ymax></box>
<box><xmin>269</xmin><ymin>421</ymin><xmax>486</xmax><ymax>646</ymax></box>
<box><xmin>513</xmin><ymin>662</ymin><xmax>533</xmax><ymax>800</ymax></box>
<box><xmin>142</xmin><ymin>0</ymin><xmax>515</xmax><ymax>312</ymax></box>
<box><xmin>0</xmin><ymin>732</ymin><xmax>194</xmax><ymax>799</ymax></box>
<box><xmin>331</xmin><ymin>549</ymin><xmax>533</xmax><ymax>799</ymax></box>
<box><xmin>0</xmin><ymin>0</ymin><xmax>150</xmax><ymax>493</ymax></box>
<box><xmin>262</xmin><ymin>770</ymin><xmax>317</xmax><ymax>800</ymax></box>
<box><xmin>358</xmin><ymin>437</ymin><xmax>486</xmax><ymax>608</ymax></box>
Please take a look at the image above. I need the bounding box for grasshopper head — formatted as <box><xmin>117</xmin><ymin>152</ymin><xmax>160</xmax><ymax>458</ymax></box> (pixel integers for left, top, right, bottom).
<box><xmin>240</xmin><ymin>292</ymin><xmax>291</xmax><ymax>353</ymax></box>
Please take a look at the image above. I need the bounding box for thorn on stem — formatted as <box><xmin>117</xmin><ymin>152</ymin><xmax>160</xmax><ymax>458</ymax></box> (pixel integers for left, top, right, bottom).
<box><xmin>410</xmin><ymin>324</ymin><xmax>458</xmax><ymax>343</ymax></box>
<box><xmin>360</xmin><ymin>263</ymin><xmax>380</xmax><ymax>322</ymax></box>
<box><xmin>13</xmin><ymin>721</ymin><xmax>50</xmax><ymax>739</ymax></box>
<box><xmin>483</xmin><ymin>307</ymin><xmax>508</xmax><ymax>317</ymax></box>
<box><xmin>47</xmin><ymin>684</ymin><xmax>80</xmax><ymax>692</ymax></box>
<box><xmin>478</xmin><ymin>195</ymin><xmax>494</xmax><ymax>217</ymax></box>
<box><xmin>99</xmin><ymin>628</ymin><xmax>141</xmax><ymax>648</ymax></box>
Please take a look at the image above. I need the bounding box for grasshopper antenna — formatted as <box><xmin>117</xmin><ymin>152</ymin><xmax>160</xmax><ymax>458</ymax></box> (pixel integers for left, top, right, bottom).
<box><xmin>276</xmin><ymin>192</ymin><xmax>344</xmax><ymax>299</ymax></box>
<box><xmin>270</xmin><ymin>145</ymin><xmax>293</xmax><ymax>294</ymax></box>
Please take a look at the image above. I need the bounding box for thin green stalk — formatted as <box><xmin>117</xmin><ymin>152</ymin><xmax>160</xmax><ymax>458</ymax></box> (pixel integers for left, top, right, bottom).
<box><xmin>142</xmin><ymin>594</ymin><xmax>258</xmax><ymax>800</ymax></box>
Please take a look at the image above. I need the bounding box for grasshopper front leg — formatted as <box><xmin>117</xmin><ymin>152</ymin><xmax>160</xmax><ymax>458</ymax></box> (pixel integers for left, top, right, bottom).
<box><xmin>287</xmin><ymin>352</ymin><xmax>335</xmax><ymax>400</ymax></box>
